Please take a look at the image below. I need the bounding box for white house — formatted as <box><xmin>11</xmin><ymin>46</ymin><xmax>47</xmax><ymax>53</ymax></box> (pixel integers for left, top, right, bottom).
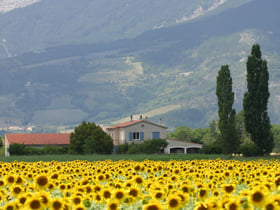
<box><xmin>106</xmin><ymin>118</ymin><xmax>167</xmax><ymax>145</ymax></box>
<box><xmin>106</xmin><ymin>118</ymin><xmax>203</xmax><ymax>154</ymax></box>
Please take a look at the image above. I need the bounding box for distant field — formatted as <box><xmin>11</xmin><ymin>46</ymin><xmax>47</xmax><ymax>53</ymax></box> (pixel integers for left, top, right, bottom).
<box><xmin>0</xmin><ymin>153</ymin><xmax>278</xmax><ymax>162</ymax></box>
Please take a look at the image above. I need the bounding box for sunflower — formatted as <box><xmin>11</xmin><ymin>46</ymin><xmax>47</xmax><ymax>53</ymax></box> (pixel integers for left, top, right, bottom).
<box><xmin>166</xmin><ymin>195</ymin><xmax>182</xmax><ymax>210</ymax></box>
<box><xmin>101</xmin><ymin>189</ymin><xmax>112</xmax><ymax>200</ymax></box>
<box><xmin>143</xmin><ymin>200</ymin><xmax>164</xmax><ymax>210</ymax></box>
<box><xmin>198</xmin><ymin>188</ymin><xmax>208</xmax><ymax>200</ymax></box>
<box><xmin>71</xmin><ymin>195</ymin><xmax>82</xmax><ymax>206</ymax></box>
<box><xmin>10</xmin><ymin>185</ymin><xmax>23</xmax><ymax>197</ymax></box>
<box><xmin>107</xmin><ymin>200</ymin><xmax>119</xmax><ymax>210</ymax></box>
<box><xmin>25</xmin><ymin>197</ymin><xmax>44</xmax><ymax>210</ymax></box>
<box><xmin>152</xmin><ymin>190</ymin><xmax>165</xmax><ymax>201</ymax></box>
<box><xmin>134</xmin><ymin>175</ymin><xmax>144</xmax><ymax>185</ymax></box>
<box><xmin>35</xmin><ymin>175</ymin><xmax>48</xmax><ymax>189</ymax></box>
<box><xmin>4</xmin><ymin>175</ymin><xmax>15</xmax><ymax>184</ymax></box>
<box><xmin>38</xmin><ymin>191</ymin><xmax>51</xmax><ymax>208</ymax></box>
<box><xmin>112</xmin><ymin>189</ymin><xmax>127</xmax><ymax>203</ymax></box>
<box><xmin>51</xmin><ymin>198</ymin><xmax>64</xmax><ymax>210</ymax></box>
<box><xmin>222</xmin><ymin>184</ymin><xmax>235</xmax><ymax>194</ymax></box>
<box><xmin>249</xmin><ymin>187</ymin><xmax>267</xmax><ymax>207</ymax></box>
<box><xmin>224</xmin><ymin>198</ymin><xmax>241</xmax><ymax>210</ymax></box>
<box><xmin>2</xmin><ymin>200</ymin><xmax>19</xmax><ymax>210</ymax></box>
<box><xmin>128</xmin><ymin>187</ymin><xmax>141</xmax><ymax>199</ymax></box>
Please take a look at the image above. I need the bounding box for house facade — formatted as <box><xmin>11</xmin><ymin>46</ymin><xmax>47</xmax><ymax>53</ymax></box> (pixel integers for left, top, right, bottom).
<box><xmin>106</xmin><ymin>119</ymin><xmax>167</xmax><ymax>146</ymax></box>
<box><xmin>4</xmin><ymin>133</ymin><xmax>70</xmax><ymax>156</ymax></box>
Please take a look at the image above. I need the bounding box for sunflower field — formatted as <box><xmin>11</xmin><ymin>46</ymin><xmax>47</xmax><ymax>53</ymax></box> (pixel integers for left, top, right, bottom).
<box><xmin>0</xmin><ymin>159</ymin><xmax>280</xmax><ymax>210</ymax></box>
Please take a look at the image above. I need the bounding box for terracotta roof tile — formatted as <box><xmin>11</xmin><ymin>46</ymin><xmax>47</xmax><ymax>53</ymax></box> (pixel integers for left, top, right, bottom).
<box><xmin>106</xmin><ymin>120</ymin><xmax>143</xmax><ymax>129</ymax></box>
<box><xmin>6</xmin><ymin>133</ymin><xmax>71</xmax><ymax>145</ymax></box>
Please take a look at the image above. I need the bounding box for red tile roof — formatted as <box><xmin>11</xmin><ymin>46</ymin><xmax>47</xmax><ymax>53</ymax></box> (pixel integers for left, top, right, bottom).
<box><xmin>6</xmin><ymin>133</ymin><xmax>71</xmax><ymax>145</ymax></box>
<box><xmin>106</xmin><ymin>120</ymin><xmax>144</xmax><ymax>129</ymax></box>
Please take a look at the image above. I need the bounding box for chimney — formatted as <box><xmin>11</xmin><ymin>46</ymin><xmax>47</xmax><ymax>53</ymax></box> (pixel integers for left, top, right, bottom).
<box><xmin>159</xmin><ymin>118</ymin><xmax>162</xmax><ymax>125</ymax></box>
<box><xmin>130</xmin><ymin>115</ymin><xmax>133</xmax><ymax>121</ymax></box>
<box><xmin>140</xmin><ymin>115</ymin><xmax>142</xmax><ymax>120</ymax></box>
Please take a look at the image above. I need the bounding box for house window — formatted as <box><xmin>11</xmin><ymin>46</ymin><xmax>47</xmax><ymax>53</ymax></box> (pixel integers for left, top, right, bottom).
<box><xmin>129</xmin><ymin>132</ymin><xmax>144</xmax><ymax>140</ymax></box>
<box><xmin>133</xmin><ymin>132</ymin><xmax>140</xmax><ymax>140</ymax></box>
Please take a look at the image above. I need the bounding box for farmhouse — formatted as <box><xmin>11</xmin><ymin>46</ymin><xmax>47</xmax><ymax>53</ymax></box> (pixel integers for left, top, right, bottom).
<box><xmin>106</xmin><ymin>118</ymin><xmax>167</xmax><ymax>145</ymax></box>
<box><xmin>106</xmin><ymin>118</ymin><xmax>202</xmax><ymax>153</ymax></box>
<box><xmin>4</xmin><ymin>133</ymin><xmax>70</xmax><ymax>157</ymax></box>
<box><xmin>3</xmin><ymin>119</ymin><xmax>203</xmax><ymax>156</ymax></box>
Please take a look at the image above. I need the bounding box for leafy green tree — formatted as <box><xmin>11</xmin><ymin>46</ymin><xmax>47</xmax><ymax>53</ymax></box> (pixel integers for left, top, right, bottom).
<box><xmin>69</xmin><ymin>121</ymin><xmax>113</xmax><ymax>154</ymax></box>
<box><xmin>271</xmin><ymin>125</ymin><xmax>280</xmax><ymax>152</ymax></box>
<box><xmin>216</xmin><ymin>65</ymin><xmax>239</xmax><ymax>153</ymax></box>
<box><xmin>0</xmin><ymin>136</ymin><xmax>3</xmax><ymax>148</ymax></box>
<box><xmin>243</xmin><ymin>44</ymin><xmax>273</xmax><ymax>155</ymax></box>
<box><xmin>167</xmin><ymin>126</ymin><xmax>192</xmax><ymax>141</ymax></box>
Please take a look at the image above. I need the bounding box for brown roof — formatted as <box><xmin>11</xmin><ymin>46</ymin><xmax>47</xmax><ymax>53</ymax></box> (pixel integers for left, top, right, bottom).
<box><xmin>106</xmin><ymin>120</ymin><xmax>144</xmax><ymax>129</ymax></box>
<box><xmin>107</xmin><ymin>119</ymin><xmax>168</xmax><ymax>130</ymax></box>
<box><xmin>6</xmin><ymin>133</ymin><xmax>71</xmax><ymax>145</ymax></box>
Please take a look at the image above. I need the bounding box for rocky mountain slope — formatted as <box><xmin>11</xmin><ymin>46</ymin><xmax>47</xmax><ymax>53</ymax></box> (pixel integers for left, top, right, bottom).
<box><xmin>0</xmin><ymin>0</ymin><xmax>40</xmax><ymax>13</ymax></box>
<box><xmin>0</xmin><ymin>0</ymin><xmax>279</xmax><ymax>130</ymax></box>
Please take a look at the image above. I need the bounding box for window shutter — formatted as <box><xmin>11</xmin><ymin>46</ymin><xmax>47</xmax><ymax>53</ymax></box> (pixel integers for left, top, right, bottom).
<box><xmin>140</xmin><ymin>132</ymin><xmax>144</xmax><ymax>140</ymax></box>
<box><xmin>152</xmin><ymin>132</ymin><xmax>160</xmax><ymax>139</ymax></box>
<box><xmin>129</xmin><ymin>132</ymin><xmax>133</xmax><ymax>141</ymax></box>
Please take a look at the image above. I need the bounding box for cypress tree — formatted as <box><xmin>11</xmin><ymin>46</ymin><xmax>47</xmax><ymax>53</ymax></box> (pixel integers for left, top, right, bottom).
<box><xmin>216</xmin><ymin>65</ymin><xmax>239</xmax><ymax>153</ymax></box>
<box><xmin>243</xmin><ymin>44</ymin><xmax>273</xmax><ymax>155</ymax></box>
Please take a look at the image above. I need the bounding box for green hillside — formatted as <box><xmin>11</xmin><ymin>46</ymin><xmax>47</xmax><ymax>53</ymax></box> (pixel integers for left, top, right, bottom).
<box><xmin>0</xmin><ymin>0</ymin><xmax>279</xmax><ymax>130</ymax></box>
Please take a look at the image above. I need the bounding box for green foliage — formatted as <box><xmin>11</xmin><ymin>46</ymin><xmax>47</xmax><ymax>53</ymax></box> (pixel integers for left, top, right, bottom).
<box><xmin>69</xmin><ymin>121</ymin><xmax>113</xmax><ymax>154</ymax></box>
<box><xmin>271</xmin><ymin>125</ymin><xmax>280</xmax><ymax>152</ymax></box>
<box><xmin>118</xmin><ymin>139</ymin><xmax>168</xmax><ymax>154</ymax></box>
<box><xmin>167</xmin><ymin>126</ymin><xmax>206</xmax><ymax>144</ymax></box>
<box><xmin>200</xmin><ymin>143</ymin><xmax>222</xmax><ymax>154</ymax></box>
<box><xmin>239</xmin><ymin>143</ymin><xmax>260</xmax><ymax>157</ymax></box>
<box><xmin>43</xmin><ymin>145</ymin><xmax>68</xmax><ymax>155</ymax></box>
<box><xmin>0</xmin><ymin>136</ymin><xmax>3</xmax><ymax>148</ymax></box>
<box><xmin>8</xmin><ymin>144</ymin><xmax>69</xmax><ymax>156</ymax></box>
<box><xmin>8</xmin><ymin>144</ymin><xmax>26</xmax><ymax>155</ymax></box>
<box><xmin>243</xmin><ymin>44</ymin><xmax>274</xmax><ymax>155</ymax></box>
<box><xmin>216</xmin><ymin>64</ymin><xmax>240</xmax><ymax>154</ymax></box>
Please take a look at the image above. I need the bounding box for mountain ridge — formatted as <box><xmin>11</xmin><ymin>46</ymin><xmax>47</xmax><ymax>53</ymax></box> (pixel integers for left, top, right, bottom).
<box><xmin>0</xmin><ymin>0</ymin><xmax>279</xmax><ymax>130</ymax></box>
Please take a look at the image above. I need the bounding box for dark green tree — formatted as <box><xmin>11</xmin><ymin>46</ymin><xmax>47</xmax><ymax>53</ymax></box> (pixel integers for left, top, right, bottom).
<box><xmin>69</xmin><ymin>121</ymin><xmax>113</xmax><ymax>154</ymax></box>
<box><xmin>243</xmin><ymin>44</ymin><xmax>273</xmax><ymax>155</ymax></box>
<box><xmin>216</xmin><ymin>65</ymin><xmax>239</xmax><ymax>153</ymax></box>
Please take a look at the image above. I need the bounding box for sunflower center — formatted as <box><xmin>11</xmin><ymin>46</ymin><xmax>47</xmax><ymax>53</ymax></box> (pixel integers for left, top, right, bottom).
<box><xmin>225</xmin><ymin>186</ymin><xmax>234</xmax><ymax>193</ymax></box>
<box><xmin>116</xmin><ymin>191</ymin><xmax>124</xmax><ymax>199</ymax></box>
<box><xmin>169</xmin><ymin>198</ymin><xmax>179</xmax><ymax>207</ymax></box>
<box><xmin>253</xmin><ymin>192</ymin><xmax>263</xmax><ymax>202</ymax></box>
<box><xmin>53</xmin><ymin>201</ymin><xmax>62</xmax><ymax>210</ymax></box>
<box><xmin>109</xmin><ymin>203</ymin><xmax>118</xmax><ymax>210</ymax></box>
<box><xmin>37</xmin><ymin>176</ymin><xmax>48</xmax><ymax>186</ymax></box>
<box><xmin>146</xmin><ymin>204</ymin><xmax>160</xmax><ymax>210</ymax></box>
<box><xmin>30</xmin><ymin>200</ymin><xmax>41</xmax><ymax>209</ymax></box>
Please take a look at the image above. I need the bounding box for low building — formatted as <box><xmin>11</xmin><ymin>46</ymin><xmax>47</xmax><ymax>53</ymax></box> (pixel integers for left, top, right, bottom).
<box><xmin>4</xmin><ymin>133</ymin><xmax>70</xmax><ymax>156</ymax></box>
<box><xmin>165</xmin><ymin>139</ymin><xmax>202</xmax><ymax>154</ymax></box>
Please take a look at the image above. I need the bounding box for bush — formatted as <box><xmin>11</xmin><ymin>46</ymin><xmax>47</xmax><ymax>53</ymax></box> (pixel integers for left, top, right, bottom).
<box><xmin>116</xmin><ymin>143</ymin><xmax>129</xmax><ymax>154</ymax></box>
<box><xmin>200</xmin><ymin>143</ymin><xmax>222</xmax><ymax>154</ymax></box>
<box><xmin>43</xmin><ymin>145</ymin><xmax>68</xmax><ymax>154</ymax></box>
<box><xmin>240</xmin><ymin>143</ymin><xmax>260</xmax><ymax>157</ymax></box>
<box><xmin>8</xmin><ymin>144</ymin><xmax>26</xmax><ymax>155</ymax></box>
<box><xmin>118</xmin><ymin>139</ymin><xmax>168</xmax><ymax>154</ymax></box>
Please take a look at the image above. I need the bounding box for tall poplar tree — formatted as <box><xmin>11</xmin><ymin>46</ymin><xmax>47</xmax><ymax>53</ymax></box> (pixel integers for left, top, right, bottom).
<box><xmin>243</xmin><ymin>44</ymin><xmax>273</xmax><ymax>155</ymax></box>
<box><xmin>216</xmin><ymin>65</ymin><xmax>239</xmax><ymax>153</ymax></box>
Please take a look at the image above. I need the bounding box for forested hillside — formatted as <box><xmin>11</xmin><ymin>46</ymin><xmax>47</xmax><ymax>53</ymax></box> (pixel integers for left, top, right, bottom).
<box><xmin>0</xmin><ymin>0</ymin><xmax>279</xmax><ymax>130</ymax></box>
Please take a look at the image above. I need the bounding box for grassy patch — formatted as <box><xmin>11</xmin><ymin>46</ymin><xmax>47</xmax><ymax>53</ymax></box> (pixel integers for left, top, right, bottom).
<box><xmin>0</xmin><ymin>153</ymin><xmax>271</xmax><ymax>162</ymax></box>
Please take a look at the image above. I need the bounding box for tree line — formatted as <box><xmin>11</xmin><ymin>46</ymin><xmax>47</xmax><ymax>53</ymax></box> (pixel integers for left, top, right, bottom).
<box><xmin>168</xmin><ymin>44</ymin><xmax>275</xmax><ymax>156</ymax></box>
